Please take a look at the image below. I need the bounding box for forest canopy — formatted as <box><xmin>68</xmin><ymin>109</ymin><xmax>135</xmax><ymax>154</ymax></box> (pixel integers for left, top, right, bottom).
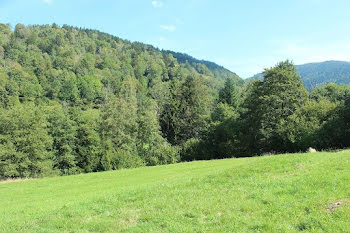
<box><xmin>0</xmin><ymin>23</ymin><xmax>349</xmax><ymax>179</ymax></box>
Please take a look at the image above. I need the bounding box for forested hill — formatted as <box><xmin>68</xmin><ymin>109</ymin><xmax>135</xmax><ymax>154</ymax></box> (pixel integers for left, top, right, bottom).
<box><xmin>164</xmin><ymin>50</ymin><xmax>244</xmax><ymax>86</ymax></box>
<box><xmin>0</xmin><ymin>23</ymin><xmax>245</xmax><ymax>178</ymax></box>
<box><xmin>250</xmin><ymin>60</ymin><xmax>350</xmax><ymax>90</ymax></box>
<box><xmin>1</xmin><ymin>23</ymin><xmax>349</xmax><ymax>180</ymax></box>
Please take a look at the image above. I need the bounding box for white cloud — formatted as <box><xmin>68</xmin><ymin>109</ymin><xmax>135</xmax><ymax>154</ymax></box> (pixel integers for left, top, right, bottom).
<box><xmin>160</xmin><ymin>25</ymin><xmax>176</xmax><ymax>32</ymax></box>
<box><xmin>43</xmin><ymin>0</ymin><xmax>53</xmax><ymax>4</ymax></box>
<box><xmin>159</xmin><ymin>37</ymin><xmax>165</xmax><ymax>41</ymax></box>
<box><xmin>152</xmin><ymin>1</ymin><xmax>163</xmax><ymax>8</ymax></box>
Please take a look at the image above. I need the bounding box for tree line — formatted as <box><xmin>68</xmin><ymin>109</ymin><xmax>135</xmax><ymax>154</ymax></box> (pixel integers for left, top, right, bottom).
<box><xmin>0</xmin><ymin>23</ymin><xmax>349</xmax><ymax>179</ymax></box>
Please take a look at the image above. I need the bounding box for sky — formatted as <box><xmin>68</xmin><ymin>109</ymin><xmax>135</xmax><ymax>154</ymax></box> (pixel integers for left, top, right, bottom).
<box><xmin>1</xmin><ymin>0</ymin><xmax>350</xmax><ymax>78</ymax></box>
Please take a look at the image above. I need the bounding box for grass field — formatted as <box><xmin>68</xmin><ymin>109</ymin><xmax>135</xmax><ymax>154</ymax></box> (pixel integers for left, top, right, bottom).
<box><xmin>1</xmin><ymin>150</ymin><xmax>350</xmax><ymax>232</ymax></box>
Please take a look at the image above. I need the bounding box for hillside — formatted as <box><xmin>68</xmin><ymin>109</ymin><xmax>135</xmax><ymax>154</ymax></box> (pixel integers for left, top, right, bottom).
<box><xmin>1</xmin><ymin>150</ymin><xmax>349</xmax><ymax>232</ymax></box>
<box><xmin>0</xmin><ymin>23</ymin><xmax>246</xmax><ymax>179</ymax></box>
<box><xmin>164</xmin><ymin>50</ymin><xmax>244</xmax><ymax>86</ymax></box>
<box><xmin>250</xmin><ymin>61</ymin><xmax>350</xmax><ymax>90</ymax></box>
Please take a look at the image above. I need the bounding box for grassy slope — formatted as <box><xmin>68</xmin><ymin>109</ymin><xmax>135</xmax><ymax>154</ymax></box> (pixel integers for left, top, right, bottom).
<box><xmin>1</xmin><ymin>151</ymin><xmax>350</xmax><ymax>232</ymax></box>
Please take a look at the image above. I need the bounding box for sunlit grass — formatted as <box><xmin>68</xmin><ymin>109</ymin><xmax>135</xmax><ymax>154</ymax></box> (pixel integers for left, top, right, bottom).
<box><xmin>1</xmin><ymin>150</ymin><xmax>349</xmax><ymax>232</ymax></box>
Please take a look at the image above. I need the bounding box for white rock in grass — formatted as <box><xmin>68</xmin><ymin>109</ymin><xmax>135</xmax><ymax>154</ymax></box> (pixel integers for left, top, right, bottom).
<box><xmin>307</xmin><ymin>147</ymin><xmax>317</xmax><ymax>153</ymax></box>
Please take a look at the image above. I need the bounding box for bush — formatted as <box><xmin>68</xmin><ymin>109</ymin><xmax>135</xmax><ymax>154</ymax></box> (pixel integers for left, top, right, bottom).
<box><xmin>144</xmin><ymin>144</ymin><xmax>180</xmax><ymax>166</ymax></box>
<box><xmin>101</xmin><ymin>148</ymin><xmax>144</xmax><ymax>171</ymax></box>
<box><xmin>181</xmin><ymin>138</ymin><xmax>211</xmax><ymax>161</ymax></box>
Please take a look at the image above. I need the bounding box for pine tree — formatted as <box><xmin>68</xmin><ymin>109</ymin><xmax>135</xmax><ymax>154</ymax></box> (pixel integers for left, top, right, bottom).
<box><xmin>46</xmin><ymin>105</ymin><xmax>78</xmax><ymax>175</ymax></box>
<box><xmin>0</xmin><ymin>105</ymin><xmax>53</xmax><ymax>178</ymax></box>
<box><xmin>219</xmin><ymin>78</ymin><xmax>240</xmax><ymax>107</ymax></box>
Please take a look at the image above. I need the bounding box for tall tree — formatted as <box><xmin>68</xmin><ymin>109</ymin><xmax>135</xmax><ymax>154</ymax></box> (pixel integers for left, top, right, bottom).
<box><xmin>0</xmin><ymin>104</ymin><xmax>53</xmax><ymax>178</ymax></box>
<box><xmin>243</xmin><ymin>61</ymin><xmax>308</xmax><ymax>154</ymax></box>
<box><xmin>99</xmin><ymin>78</ymin><xmax>141</xmax><ymax>169</ymax></box>
<box><xmin>161</xmin><ymin>75</ymin><xmax>212</xmax><ymax>145</ymax></box>
<box><xmin>74</xmin><ymin>108</ymin><xmax>102</xmax><ymax>173</ymax></box>
<box><xmin>219</xmin><ymin>78</ymin><xmax>240</xmax><ymax>108</ymax></box>
<box><xmin>46</xmin><ymin>105</ymin><xmax>78</xmax><ymax>175</ymax></box>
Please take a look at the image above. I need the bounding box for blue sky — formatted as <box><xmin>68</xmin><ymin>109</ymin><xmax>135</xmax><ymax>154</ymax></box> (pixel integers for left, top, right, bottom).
<box><xmin>1</xmin><ymin>0</ymin><xmax>350</xmax><ymax>78</ymax></box>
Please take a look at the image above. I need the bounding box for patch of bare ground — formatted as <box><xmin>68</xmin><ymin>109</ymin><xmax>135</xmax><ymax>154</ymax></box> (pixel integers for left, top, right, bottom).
<box><xmin>216</xmin><ymin>212</ymin><xmax>223</xmax><ymax>217</ymax></box>
<box><xmin>327</xmin><ymin>200</ymin><xmax>350</xmax><ymax>212</ymax></box>
<box><xmin>0</xmin><ymin>178</ymin><xmax>35</xmax><ymax>184</ymax></box>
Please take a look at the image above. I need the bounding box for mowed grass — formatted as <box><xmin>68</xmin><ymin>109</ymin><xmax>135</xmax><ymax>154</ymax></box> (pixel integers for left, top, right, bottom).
<box><xmin>1</xmin><ymin>151</ymin><xmax>350</xmax><ymax>232</ymax></box>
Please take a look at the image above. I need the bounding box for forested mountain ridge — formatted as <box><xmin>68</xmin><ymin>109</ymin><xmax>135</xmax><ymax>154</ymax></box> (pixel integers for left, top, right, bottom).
<box><xmin>250</xmin><ymin>60</ymin><xmax>350</xmax><ymax>90</ymax></box>
<box><xmin>164</xmin><ymin>50</ymin><xmax>244</xmax><ymax>86</ymax></box>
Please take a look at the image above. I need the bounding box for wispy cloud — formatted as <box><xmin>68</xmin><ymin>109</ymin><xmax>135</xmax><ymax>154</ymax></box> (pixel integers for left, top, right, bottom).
<box><xmin>152</xmin><ymin>1</ymin><xmax>163</xmax><ymax>8</ymax></box>
<box><xmin>43</xmin><ymin>0</ymin><xmax>53</xmax><ymax>4</ymax></box>
<box><xmin>160</xmin><ymin>25</ymin><xmax>176</xmax><ymax>32</ymax></box>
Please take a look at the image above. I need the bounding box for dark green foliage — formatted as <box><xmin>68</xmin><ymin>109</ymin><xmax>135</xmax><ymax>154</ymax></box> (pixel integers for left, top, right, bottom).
<box><xmin>218</xmin><ymin>79</ymin><xmax>241</xmax><ymax>107</ymax></box>
<box><xmin>211</xmin><ymin>102</ymin><xmax>237</xmax><ymax>123</ymax></box>
<box><xmin>0</xmin><ymin>105</ymin><xmax>54</xmax><ymax>178</ymax></box>
<box><xmin>46</xmin><ymin>105</ymin><xmax>78</xmax><ymax>175</ymax></box>
<box><xmin>310</xmin><ymin>83</ymin><xmax>350</xmax><ymax>103</ymax></box>
<box><xmin>160</xmin><ymin>75</ymin><xmax>212</xmax><ymax>145</ymax></box>
<box><xmin>255</xmin><ymin>61</ymin><xmax>308</xmax><ymax>153</ymax></box>
<box><xmin>77</xmin><ymin>75</ymin><xmax>103</xmax><ymax>104</ymax></box>
<box><xmin>100</xmin><ymin>96</ymin><xmax>139</xmax><ymax>166</ymax></box>
<box><xmin>344</xmin><ymin>96</ymin><xmax>350</xmax><ymax>140</ymax></box>
<box><xmin>104</xmin><ymin>148</ymin><xmax>144</xmax><ymax>170</ymax></box>
<box><xmin>317</xmin><ymin>97</ymin><xmax>350</xmax><ymax>149</ymax></box>
<box><xmin>137</xmin><ymin>99</ymin><xmax>179</xmax><ymax>165</ymax></box>
<box><xmin>74</xmin><ymin>109</ymin><xmax>102</xmax><ymax>173</ymax></box>
<box><xmin>0</xmin><ymin>23</ymin><xmax>349</xmax><ymax>179</ymax></box>
<box><xmin>165</xmin><ymin>50</ymin><xmax>244</xmax><ymax>86</ymax></box>
<box><xmin>288</xmin><ymin>100</ymin><xmax>337</xmax><ymax>150</ymax></box>
<box><xmin>205</xmin><ymin>60</ymin><xmax>350</xmax><ymax>159</ymax></box>
<box><xmin>216</xmin><ymin>61</ymin><xmax>309</xmax><ymax>156</ymax></box>
<box><xmin>0</xmin><ymin>23</ymin><xmax>224</xmax><ymax>179</ymax></box>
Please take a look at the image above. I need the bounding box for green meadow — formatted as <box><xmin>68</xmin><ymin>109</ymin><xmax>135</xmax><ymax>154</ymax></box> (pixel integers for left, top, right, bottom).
<box><xmin>1</xmin><ymin>150</ymin><xmax>350</xmax><ymax>232</ymax></box>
